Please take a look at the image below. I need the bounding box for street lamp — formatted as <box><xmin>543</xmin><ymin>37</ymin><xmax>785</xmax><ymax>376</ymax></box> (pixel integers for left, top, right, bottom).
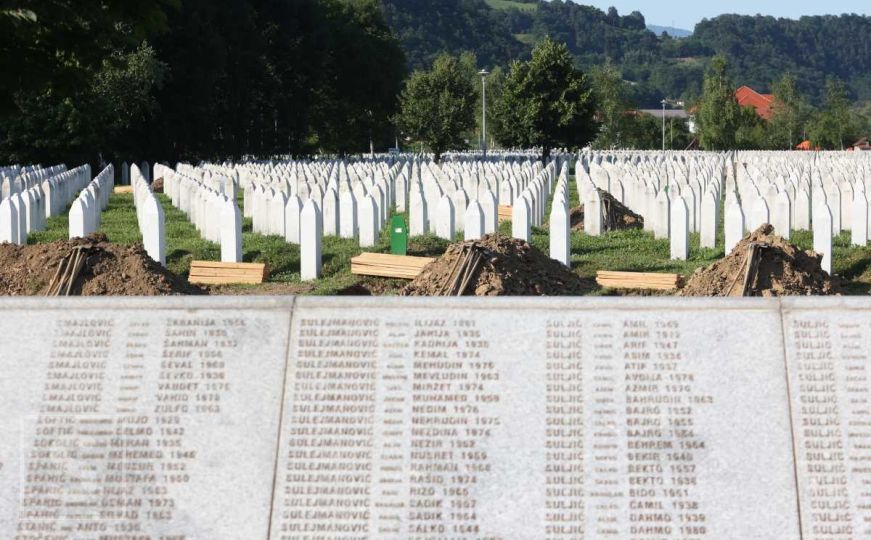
<box><xmin>660</xmin><ymin>99</ymin><xmax>667</xmax><ymax>152</ymax></box>
<box><xmin>479</xmin><ymin>69</ymin><xmax>489</xmax><ymax>156</ymax></box>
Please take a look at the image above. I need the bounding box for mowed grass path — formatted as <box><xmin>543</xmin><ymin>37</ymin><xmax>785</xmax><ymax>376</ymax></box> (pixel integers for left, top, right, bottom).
<box><xmin>25</xmin><ymin>176</ymin><xmax>871</xmax><ymax>295</ymax></box>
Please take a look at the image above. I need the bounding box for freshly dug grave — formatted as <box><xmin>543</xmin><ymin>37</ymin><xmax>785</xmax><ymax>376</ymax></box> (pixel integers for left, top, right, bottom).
<box><xmin>569</xmin><ymin>189</ymin><xmax>643</xmax><ymax>232</ymax></box>
<box><xmin>401</xmin><ymin>234</ymin><xmax>593</xmax><ymax>296</ymax></box>
<box><xmin>0</xmin><ymin>234</ymin><xmax>203</xmax><ymax>296</ymax></box>
<box><xmin>680</xmin><ymin>224</ymin><xmax>841</xmax><ymax>297</ymax></box>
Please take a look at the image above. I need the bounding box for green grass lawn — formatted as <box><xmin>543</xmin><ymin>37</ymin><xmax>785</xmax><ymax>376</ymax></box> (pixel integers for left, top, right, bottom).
<box><xmin>24</xmin><ymin>180</ymin><xmax>871</xmax><ymax>296</ymax></box>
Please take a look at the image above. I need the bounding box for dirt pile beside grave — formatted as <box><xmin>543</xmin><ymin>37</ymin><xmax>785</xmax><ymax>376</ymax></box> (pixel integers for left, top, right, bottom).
<box><xmin>0</xmin><ymin>234</ymin><xmax>203</xmax><ymax>296</ymax></box>
<box><xmin>569</xmin><ymin>189</ymin><xmax>643</xmax><ymax>231</ymax></box>
<box><xmin>401</xmin><ymin>234</ymin><xmax>593</xmax><ymax>296</ymax></box>
<box><xmin>680</xmin><ymin>224</ymin><xmax>841</xmax><ymax>297</ymax></box>
<box><xmin>151</xmin><ymin>177</ymin><xmax>164</xmax><ymax>193</ymax></box>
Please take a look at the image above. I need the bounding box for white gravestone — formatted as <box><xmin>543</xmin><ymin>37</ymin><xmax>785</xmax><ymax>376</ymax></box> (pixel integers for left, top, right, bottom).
<box><xmin>221</xmin><ymin>199</ymin><xmax>243</xmax><ymax>263</ymax></box>
<box><xmin>725</xmin><ymin>199</ymin><xmax>745</xmax><ymax>254</ymax></box>
<box><xmin>141</xmin><ymin>196</ymin><xmax>166</xmax><ymax>266</ymax></box>
<box><xmin>700</xmin><ymin>191</ymin><xmax>717</xmax><ymax>249</ymax></box>
<box><xmin>464</xmin><ymin>200</ymin><xmax>485</xmax><ymax>241</ymax></box>
<box><xmin>300</xmin><ymin>200</ymin><xmax>322</xmax><ymax>280</ymax></box>
<box><xmin>670</xmin><ymin>195</ymin><xmax>689</xmax><ymax>260</ymax></box>
<box><xmin>359</xmin><ymin>195</ymin><xmax>378</xmax><ymax>248</ymax></box>
<box><xmin>852</xmin><ymin>190</ymin><xmax>869</xmax><ymax>247</ymax></box>
<box><xmin>511</xmin><ymin>196</ymin><xmax>531</xmax><ymax>242</ymax></box>
<box><xmin>584</xmin><ymin>189</ymin><xmax>603</xmax><ymax>237</ymax></box>
<box><xmin>284</xmin><ymin>195</ymin><xmax>302</xmax><ymax>244</ymax></box>
<box><xmin>549</xmin><ymin>196</ymin><xmax>570</xmax><ymax>267</ymax></box>
<box><xmin>339</xmin><ymin>191</ymin><xmax>357</xmax><ymax>239</ymax></box>
<box><xmin>813</xmin><ymin>202</ymin><xmax>833</xmax><ymax>275</ymax></box>
<box><xmin>436</xmin><ymin>195</ymin><xmax>455</xmax><ymax>241</ymax></box>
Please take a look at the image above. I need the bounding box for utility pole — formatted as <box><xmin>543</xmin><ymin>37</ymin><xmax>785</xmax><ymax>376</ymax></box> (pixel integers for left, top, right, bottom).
<box><xmin>479</xmin><ymin>69</ymin><xmax>489</xmax><ymax>156</ymax></box>
<box><xmin>661</xmin><ymin>99</ymin><xmax>667</xmax><ymax>151</ymax></box>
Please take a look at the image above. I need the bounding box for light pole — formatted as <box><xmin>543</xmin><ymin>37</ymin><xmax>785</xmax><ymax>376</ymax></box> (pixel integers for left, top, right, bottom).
<box><xmin>660</xmin><ymin>99</ymin><xmax>667</xmax><ymax>152</ymax></box>
<box><xmin>479</xmin><ymin>69</ymin><xmax>489</xmax><ymax>156</ymax></box>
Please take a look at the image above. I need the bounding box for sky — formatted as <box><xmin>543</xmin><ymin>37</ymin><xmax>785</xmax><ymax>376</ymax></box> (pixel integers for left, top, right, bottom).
<box><xmin>576</xmin><ymin>1</ymin><xmax>870</xmax><ymax>30</ymax></box>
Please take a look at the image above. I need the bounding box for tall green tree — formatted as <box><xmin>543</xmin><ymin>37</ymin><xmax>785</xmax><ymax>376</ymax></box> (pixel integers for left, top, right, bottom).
<box><xmin>314</xmin><ymin>0</ymin><xmax>406</xmax><ymax>155</ymax></box>
<box><xmin>809</xmin><ymin>78</ymin><xmax>854</xmax><ymax>150</ymax></box>
<box><xmin>590</xmin><ymin>61</ymin><xmax>629</xmax><ymax>149</ymax></box>
<box><xmin>396</xmin><ymin>53</ymin><xmax>477</xmax><ymax>162</ymax></box>
<box><xmin>697</xmin><ymin>55</ymin><xmax>740</xmax><ymax>150</ymax></box>
<box><xmin>492</xmin><ymin>38</ymin><xmax>597</xmax><ymax>160</ymax></box>
<box><xmin>767</xmin><ymin>73</ymin><xmax>807</xmax><ymax>149</ymax></box>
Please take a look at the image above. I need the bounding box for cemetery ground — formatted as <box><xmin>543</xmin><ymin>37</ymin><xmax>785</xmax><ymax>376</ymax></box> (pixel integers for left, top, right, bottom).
<box><xmin>22</xmin><ymin>175</ymin><xmax>871</xmax><ymax>296</ymax></box>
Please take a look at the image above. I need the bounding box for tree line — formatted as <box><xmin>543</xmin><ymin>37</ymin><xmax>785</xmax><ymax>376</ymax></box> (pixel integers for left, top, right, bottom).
<box><xmin>380</xmin><ymin>0</ymin><xmax>871</xmax><ymax>109</ymax></box>
<box><xmin>0</xmin><ymin>0</ymin><xmax>405</xmax><ymax>166</ymax></box>
<box><xmin>1</xmin><ymin>1</ymin><xmax>867</xmax><ymax>167</ymax></box>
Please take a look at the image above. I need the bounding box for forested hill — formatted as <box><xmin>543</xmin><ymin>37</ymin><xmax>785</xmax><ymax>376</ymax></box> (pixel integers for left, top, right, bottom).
<box><xmin>380</xmin><ymin>0</ymin><xmax>871</xmax><ymax>107</ymax></box>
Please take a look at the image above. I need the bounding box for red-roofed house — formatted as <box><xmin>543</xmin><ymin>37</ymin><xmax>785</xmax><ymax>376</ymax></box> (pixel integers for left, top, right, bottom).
<box><xmin>735</xmin><ymin>86</ymin><xmax>774</xmax><ymax>120</ymax></box>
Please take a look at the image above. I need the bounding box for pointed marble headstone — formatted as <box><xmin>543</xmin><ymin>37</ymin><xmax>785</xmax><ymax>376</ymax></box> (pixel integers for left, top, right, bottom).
<box><xmin>511</xmin><ymin>196</ymin><xmax>531</xmax><ymax>242</ymax></box>
<box><xmin>549</xmin><ymin>196</ymin><xmax>570</xmax><ymax>267</ymax></box>
<box><xmin>852</xmin><ymin>190</ymin><xmax>868</xmax><ymax>247</ymax></box>
<box><xmin>584</xmin><ymin>189</ymin><xmax>603</xmax><ymax>237</ymax></box>
<box><xmin>339</xmin><ymin>191</ymin><xmax>357</xmax><ymax>239</ymax></box>
<box><xmin>725</xmin><ymin>199</ymin><xmax>745</xmax><ymax>254</ymax></box>
<box><xmin>221</xmin><ymin>199</ymin><xmax>243</xmax><ymax>263</ymax></box>
<box><xmin>300</xmin><ymin>200</ymin><xmax>322</xmax><ymax>281</ymax></box>
<box><xmin>358</xmin><ymin>195</ymin><xmax>378</xmax><ymax>248</ymax></box>
<box><xmin>700</xmin><ymin>191</ymin><xmax>717</xmax><ymax>249</ymax></box>
<box><xmin>284</xmin><ymin>195</ymin><xmax>303</xmax><ymax>245</ymax></box>
<box><xmin>464</xmin><ymin>201</ymin><xmax>485</xmax><ymax>241</ymax></box>
<box><xmin>436</xmin><ymin>196</ymin><xmax>455</xmax><ymax>241</ymax></box>
<box><xmin>813</xmin><ymin>202</ymin><xmax>833</xmax><ymax>275</ymax></box>
<box><xmin>670</xmin><ymin>195</ymin><xmax>689</xmax><ymax>260</ymax></box>
<box><xmin>649</xmin><ymin>188</ymin><xmax>669</xmax><ymax>240</ymax></box>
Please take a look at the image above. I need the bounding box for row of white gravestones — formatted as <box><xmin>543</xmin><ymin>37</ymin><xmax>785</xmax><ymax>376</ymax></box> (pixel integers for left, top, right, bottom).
<box><xmin>68</xmin><ymin>165</ymin><xmax>113</xmax><ymax>239</ymax></box>
<box><xmin>578</xmin><ymin>151</ymin><xmax>725</xmax><ymax>236</ymax></box>
<box><xmin>234</xmin><ymin>156</ymin><xmax>538</xmax><ymax>239</ymax></box>
<box><xmin>160</xmin><ymin>165</ymin><xmax>242</xmax><ymax>263</ymax></box>
<box><xmin>1</xmin><ymin>164</ymin><xmax>66</xmax><ymax>200</ymax></box>
<box><xmin>510</xmin><ymin>162</ymin><xmax>558</xmax><ymax>243</ymax></box>
<box><xmin>0</xmin><ymin>165</ymin><xmax>90</xmax><ymax>244</ymax></box>
<box><xmin>130</xmin><ymin>164</ymin><xmax>166</xmax><ymax>266</ymax></box>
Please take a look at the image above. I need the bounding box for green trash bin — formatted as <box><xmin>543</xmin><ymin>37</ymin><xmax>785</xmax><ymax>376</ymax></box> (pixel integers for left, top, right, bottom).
<box><xmin>390</xmin><ymin>216</ymin><xmax>408</xmax><ymax>255</ymax></box>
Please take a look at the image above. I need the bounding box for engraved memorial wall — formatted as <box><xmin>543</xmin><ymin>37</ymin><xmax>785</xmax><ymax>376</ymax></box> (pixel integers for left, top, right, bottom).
<box><xmin>0</xmin><ymin>298</ymin><xmax>291</xmax><ymax>539</ymax></box>
<box><xmin>4</xmin><ymin>296</ymin><xmax>871</xmax><ymax>539</ymax></box>
<box><xmin>271</xmin><ymin>297</ymin><xmax>800</xmax><ymax>539</ymax></box>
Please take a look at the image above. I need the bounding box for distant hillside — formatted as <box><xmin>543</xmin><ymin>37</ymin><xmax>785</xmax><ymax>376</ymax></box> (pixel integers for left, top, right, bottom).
<box><xmin>647</xmin><ymin>24</ymin><xmax>692</xmax><ymax>38</ymax></box>
<box><xmin>379</xmin><ymin>0</ymin><xmax>871</xmax><ymax>107</ymax></box>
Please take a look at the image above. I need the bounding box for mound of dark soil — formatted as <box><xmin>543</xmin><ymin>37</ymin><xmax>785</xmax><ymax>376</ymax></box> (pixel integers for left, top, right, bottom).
<box><xmin>401</xmin><ymin>234</ymin><xmax>594</xmax><ymax>296</ymax></box>
<box><xmin>0</xmin><ymin>234</ymin><xmax>203</xmax><ymax>296</ymax></box>
<box><xmin>569</xmin><ymin>189</ymin><xmax>643</xmax><ymax>232</ymax></box>
<box><xmin>680</xmin><ymin>224</ymin><xmax>841</xmax><ymax>297</ymax></box>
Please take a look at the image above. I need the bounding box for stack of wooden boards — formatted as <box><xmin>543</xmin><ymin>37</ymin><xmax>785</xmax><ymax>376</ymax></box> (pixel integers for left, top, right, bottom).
<box><xmin>498</xmin><ymin>205</ymin><xmax>512</xmax><ymax>222</ymax></box>
<box><xmin>113</xmin><ymin>186</ymin><xmax>134</xmax><ymax>194</ymax></box>
<box><xmin>188</xmin><ymin>261</ymin><xmax>267</xmax><ymax>285</ymax></box>
<box><xmin>351</xmin><ymin>253</ymin><xmax>434</xmax><ymax>280</ymax></box>
<box><xmin>596</xmin><ymin>271</ymin><xmax>684</xmax><ymax>291</ymax></box>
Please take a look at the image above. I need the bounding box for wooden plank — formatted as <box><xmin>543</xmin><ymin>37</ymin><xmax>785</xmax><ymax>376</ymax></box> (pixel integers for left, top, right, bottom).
<box><xmin>113</xmin><ymin>186</ymin><xmax>134</xmax><ymax>194</ymax></box>
<box><xmin>189</xmin><ymin>261</ymin><xmax>267</xmax><ymax>285</ymax></box>
<box><xmin>191</xmin><ymin>261</ymin><xmax>267</xmax><ymax>270</ymax></box>
<box><xmin>188</xmin><ymin>276</ymin><xmax>264</xmax><ymax>285</ymax></box>
<box><xmin>595</xmin><ymin>271</ymin><xmax>684</xmax><ymax>291</ymax></box>
<box><xmin>350</xmin><ymin>253</ymin><xmax>434</xmax><ymax>280</ymax></box>
<box><xmin>498</xmin><ymin>205</ymin><xmax>512</xmax><ymax>221</ymax></box>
